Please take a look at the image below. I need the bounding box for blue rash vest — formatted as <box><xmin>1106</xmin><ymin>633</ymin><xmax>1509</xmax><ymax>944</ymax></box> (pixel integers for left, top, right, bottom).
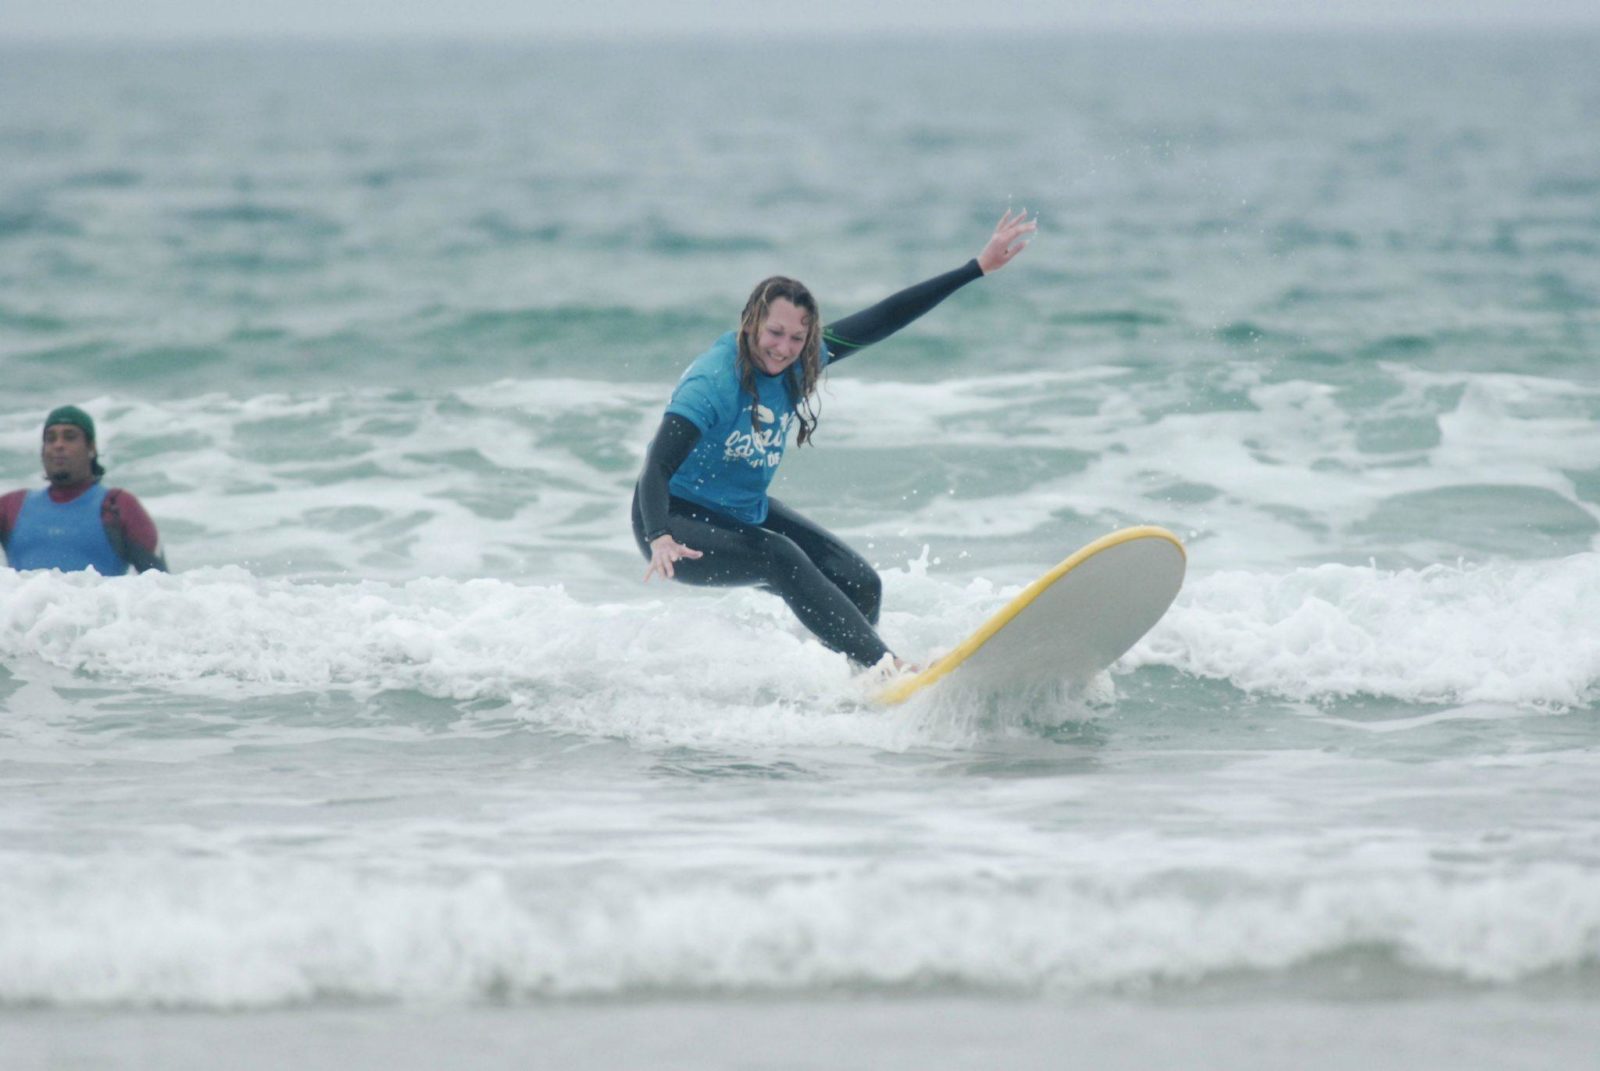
<box><xmin>6</xmin><ymin>484</ymin><xmax>129</xmax><ymax>575</ymax></box>
<box><xmin>663</xmin><ymin>331</ymin><xmax>831</xmax><ymax>524</ymax></box>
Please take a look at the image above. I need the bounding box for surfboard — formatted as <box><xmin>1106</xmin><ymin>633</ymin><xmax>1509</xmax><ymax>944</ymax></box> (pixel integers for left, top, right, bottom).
<box><xmin>874</xmin><ymin>526</ymin><xmax>1186</xmax><ymax>705</ymax></box>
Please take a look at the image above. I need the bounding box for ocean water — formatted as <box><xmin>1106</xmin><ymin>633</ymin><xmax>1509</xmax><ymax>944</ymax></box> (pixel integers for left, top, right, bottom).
<box><xmin>3</xmin><ymin>30</ymin><xmax>1600</xmax><ymax>1069</ymax></box>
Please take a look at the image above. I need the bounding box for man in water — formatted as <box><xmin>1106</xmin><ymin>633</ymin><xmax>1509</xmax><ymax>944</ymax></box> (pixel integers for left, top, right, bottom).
<box><xmin>1</xmin><ymin>405</ymin><xmax>168</xmax><ymax>574</ymax></box>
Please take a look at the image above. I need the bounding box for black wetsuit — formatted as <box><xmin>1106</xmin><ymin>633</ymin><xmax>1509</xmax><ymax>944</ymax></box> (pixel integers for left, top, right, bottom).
<box><xmin>632</xmin><ymin>259</ymin><xmax>984</xmax><ymax>666</ymax></box>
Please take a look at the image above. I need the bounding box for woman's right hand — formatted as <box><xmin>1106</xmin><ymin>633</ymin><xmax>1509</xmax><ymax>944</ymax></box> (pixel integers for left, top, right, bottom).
<box><xmin>644</xmin><ymin>533</ymin><xmax>703</xmax><ymax>582</ymax></box>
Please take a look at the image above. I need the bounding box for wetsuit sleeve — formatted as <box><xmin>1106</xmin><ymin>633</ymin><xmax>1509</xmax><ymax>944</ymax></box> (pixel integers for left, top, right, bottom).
<box><xmin>636</xmin><ymin>413</ymin><xmax>702</xmax><ymax>542</ymax></box>
<box><xmin>822</xmin><ymin>258</ymin><xmax>985</xmax><ymax>364</ymax></box>
<box><xmin>0</xmin><ymin>490</ymin><xmax>23</xmax><ymax>554</ymax></box>
<box><xmin>103</xmin><ymin>489</ymin><xmax>168</xmax><ymax>573</ymax></box>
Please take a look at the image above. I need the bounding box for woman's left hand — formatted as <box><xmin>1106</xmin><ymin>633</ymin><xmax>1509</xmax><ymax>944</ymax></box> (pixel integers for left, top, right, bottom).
<box><xmin>976</xmin><ymin>209</ymin><xmax>1037</xmax><ymax>274</ymax></box>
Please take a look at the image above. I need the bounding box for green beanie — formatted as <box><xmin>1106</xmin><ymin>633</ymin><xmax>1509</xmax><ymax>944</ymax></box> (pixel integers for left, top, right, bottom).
<box><xmin>44</xmin><ymin>404</ymin><xmax>105</xmax><ymax>476</ymax></box>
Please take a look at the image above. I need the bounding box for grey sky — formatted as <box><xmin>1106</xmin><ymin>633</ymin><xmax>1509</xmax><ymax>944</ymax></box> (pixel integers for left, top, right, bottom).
<box><xmin>5</xmin><ymin>0</ymin><xmax>1598</xmax><ymax>41</ymax></box>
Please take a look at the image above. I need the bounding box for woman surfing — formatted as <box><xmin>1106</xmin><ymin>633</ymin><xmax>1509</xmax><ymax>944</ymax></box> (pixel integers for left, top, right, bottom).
<box><xmin>632</xmin><ymin>210</ymin><xmax>1035</xmax><ymax>670</ymax></box>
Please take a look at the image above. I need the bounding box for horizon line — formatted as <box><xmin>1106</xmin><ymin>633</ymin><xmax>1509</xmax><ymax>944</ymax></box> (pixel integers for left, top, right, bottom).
<box><xmin>5</xmin><ymin>19</ymin><xmax>1600</xmax><ymax>46</ymax></box>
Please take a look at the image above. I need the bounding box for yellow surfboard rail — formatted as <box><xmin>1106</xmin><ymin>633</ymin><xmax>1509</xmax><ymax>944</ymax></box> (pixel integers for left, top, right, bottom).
<box><xmin>874</xmin><ymin>525</ymin><xmax>1187</xmax><ymax>706</ymax></box>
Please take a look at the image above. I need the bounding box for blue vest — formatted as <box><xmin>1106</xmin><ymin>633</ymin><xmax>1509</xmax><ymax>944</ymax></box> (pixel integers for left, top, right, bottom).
<box><xmin>6</xmin><ymin>484</ymin><xmax>130</xmax><ymax>575</ymax></box>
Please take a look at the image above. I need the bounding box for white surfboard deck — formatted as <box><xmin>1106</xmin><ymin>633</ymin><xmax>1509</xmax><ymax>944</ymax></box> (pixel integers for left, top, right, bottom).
<box><xmin>875</xmin><ymin>526</ymin><xmax>1186</xmax><ymax>706</ymax></box>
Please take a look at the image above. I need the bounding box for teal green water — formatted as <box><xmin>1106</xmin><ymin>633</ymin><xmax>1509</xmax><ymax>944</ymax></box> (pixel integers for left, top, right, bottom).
<box><xmin>2</xmin><ymin>32</ymin><xmax>1599</xmax><ymax>1062</ymax></box>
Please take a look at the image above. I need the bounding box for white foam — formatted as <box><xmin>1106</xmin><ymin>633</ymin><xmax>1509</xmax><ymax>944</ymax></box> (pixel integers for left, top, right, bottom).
<box><xmin>2</xmin><ymin>854</ymin><xmax>1595</xmax><ymax>1008</ymax></box>
<box><xmin>0</xmin><ymin>565</ymin><xmax>1038</xmax><ymax>752</ymax></box>
<box><xmin>817</xmin><ymin>366</ymin><xmax>1600</xmax><ymax>570</ymax></box>
<box><xmin>1132</xmin><ymin>554</ymin><xmax>1600</xmax><ymax>708</ymax></box>
<box><xmin>4</xmin><ymin>385</ymin><xmax>662</xmax><ymax>588</ymax></box>
<box><xmin>7</xmin><ymin>366</ymin><xmax>1598</xmax><ymax>598</ymax></box>
<box><xmin>5</xmin><ymin>547</ymin><xmax>1596</xmax><ymax>762</ymax></box>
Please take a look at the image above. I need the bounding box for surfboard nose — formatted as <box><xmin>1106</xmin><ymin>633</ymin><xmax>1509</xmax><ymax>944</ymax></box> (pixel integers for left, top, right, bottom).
<box><xmin>874</xmin><ymin>526</ymin><xmax>1186</xmax><ymax>705</ymax></box>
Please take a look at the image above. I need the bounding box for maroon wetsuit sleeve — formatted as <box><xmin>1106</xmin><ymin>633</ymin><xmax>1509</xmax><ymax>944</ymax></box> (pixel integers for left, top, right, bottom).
<box><xmin>102</xmin><ymin>489</ymin><xmax>169</xmax><ymax>572</ymax></box>
<box><xmin>0</xmin><ymin>490</ymin><xmax>25</xmax><ymax>553</ymax></box>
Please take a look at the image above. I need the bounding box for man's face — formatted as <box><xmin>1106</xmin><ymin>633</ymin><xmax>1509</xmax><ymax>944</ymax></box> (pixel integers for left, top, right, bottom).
<box><xmin>41</xmin><ymin>424</ymin><xmax>96</xmax><ymax>486</ymax></box>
